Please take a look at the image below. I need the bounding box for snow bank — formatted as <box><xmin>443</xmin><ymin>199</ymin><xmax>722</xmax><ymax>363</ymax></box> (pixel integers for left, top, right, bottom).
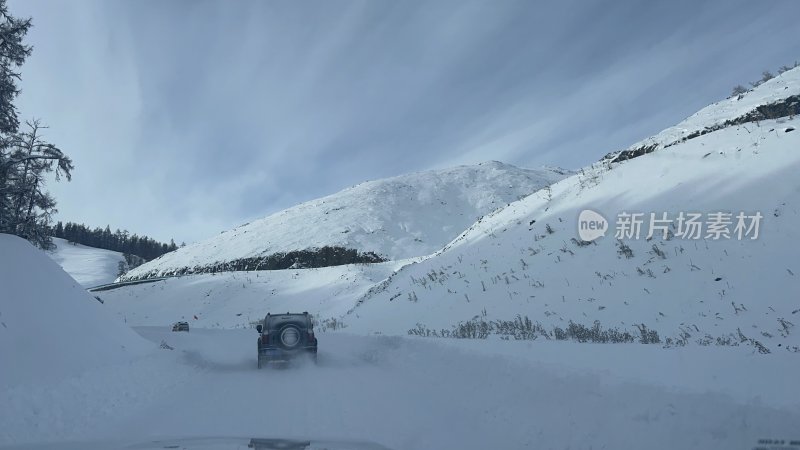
<box><xmin>0</xmin><ymin>234</ymin><xmax>151</xmax><ymax>388</ymax></box>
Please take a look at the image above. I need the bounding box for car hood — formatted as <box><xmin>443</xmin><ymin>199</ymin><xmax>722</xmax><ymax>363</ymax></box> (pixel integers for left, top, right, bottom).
<box><xmin>1</xmin><ymin>436</ymin><xmax>392</xmax><ymax>450</ymax></box>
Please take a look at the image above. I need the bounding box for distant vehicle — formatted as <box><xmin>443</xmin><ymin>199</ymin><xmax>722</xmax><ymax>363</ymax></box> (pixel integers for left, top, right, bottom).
<box><xmin>172</xmin><ymin>321</ymin><xmax>190</xmax><ymax>332</ymax></box>
<box><xmin>256</xmin><ymin>312</ymin><xmax>317</xmax><ymax>368</ymax></box>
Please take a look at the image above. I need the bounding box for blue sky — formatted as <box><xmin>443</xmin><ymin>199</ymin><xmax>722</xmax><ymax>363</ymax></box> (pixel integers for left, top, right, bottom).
<box><xmin>9</xmin><ymin>0</ymin><xmax>800</xmax><ymax>243</ymax></box>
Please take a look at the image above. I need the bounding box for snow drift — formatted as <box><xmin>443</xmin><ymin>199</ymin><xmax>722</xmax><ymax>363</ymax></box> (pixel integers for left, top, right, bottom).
<box><xmin>0</xmin><ymin>234</ymin><xmax>150</xmax><ymax>388</ymax></box>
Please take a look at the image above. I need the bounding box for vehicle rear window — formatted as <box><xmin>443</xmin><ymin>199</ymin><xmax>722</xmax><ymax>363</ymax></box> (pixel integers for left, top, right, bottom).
<box><xmin>265</xmin><ymin>315</ymin><xmax>309</xmax><ymax>329</ymax></box>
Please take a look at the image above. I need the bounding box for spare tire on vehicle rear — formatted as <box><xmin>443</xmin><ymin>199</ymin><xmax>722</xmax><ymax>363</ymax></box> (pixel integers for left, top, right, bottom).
<box><xmin>278</xmin><ymin>324</ymin><xmax>301</xmax><ymax>349</ymax></box>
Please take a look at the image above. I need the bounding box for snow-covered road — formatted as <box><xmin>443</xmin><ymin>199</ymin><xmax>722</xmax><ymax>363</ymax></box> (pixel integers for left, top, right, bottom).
<box><xmin>4</xmin><ymin>327</ymin><xmax>798</xmax><ymax>450</ymax></box>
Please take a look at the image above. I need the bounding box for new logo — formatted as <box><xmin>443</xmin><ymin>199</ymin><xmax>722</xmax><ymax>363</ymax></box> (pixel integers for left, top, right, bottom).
<box><xmin>577</xmin><ymin>209</ymin><xmax>608</xmax><ymax>241</ymax></box>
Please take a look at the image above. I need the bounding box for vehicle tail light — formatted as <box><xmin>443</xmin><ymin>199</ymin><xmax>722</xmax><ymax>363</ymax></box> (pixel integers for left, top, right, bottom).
<box><xmin>261</xmin><ymin>333</ymin><xmax>270</xmax><ymax>345</ymax></box>
<box><xmin>308</xmin><ymin>330</ymin><xmax>316</xmax><ymax>343</ymax></box>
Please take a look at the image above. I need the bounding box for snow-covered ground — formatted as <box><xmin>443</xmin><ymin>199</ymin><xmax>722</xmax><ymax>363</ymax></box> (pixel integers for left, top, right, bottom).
<box><xmin>121</xmin><ymin>162</ymin><xmax>568</xmax><ymax>280</ymax></box>
<box><xmin>46</xmin><ymin>237</ymin><xmax>126</xmax><ymax>287</ymax></box>
<box><xmin>99</xmin><ymin>260</ymin><xmax>413</xmax><ymax>329</ymax></box>
<box><xmin>2</xmin><ymin>326</ymin><xmax>798</xmax><ymax>450</ymax></box>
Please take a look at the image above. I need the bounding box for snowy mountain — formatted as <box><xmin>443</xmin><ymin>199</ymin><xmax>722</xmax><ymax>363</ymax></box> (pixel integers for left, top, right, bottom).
<box><xmin>120</xmin><ymin>162</ymin><xmax>568</xmax><ymax>281</ymax></box>
<box><xmin>46</xmin><ymin>237</ymin><xmax>127</xmax><ymax>287</ymax></box>
<box><xmin>338</xmin><ymin>67</ymin><xmax>800</xmax><ymax>352</ymax></box>
<box><xmin>105</xmin><ymin>68</ymin><xmax>800</xmax><ymax>355</ymax></box>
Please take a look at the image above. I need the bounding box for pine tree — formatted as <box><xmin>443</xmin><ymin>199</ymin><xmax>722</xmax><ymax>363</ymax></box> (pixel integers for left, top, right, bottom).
<box><xmin>0</xmin><ymin>2</ymin><xmax>72</xmax><ymax>248</ymax></box>
<box><xmin>0</xmin><ymin>0</ymin><xmax>32</xmax><ymax>235</ymax></box>
<box><xmin>102</xmin><ymin>225</ymin><xmax>111</xmax><ymax>248</ymax></box>
<box><xmin>117</xmin><ymin>260</ymin><xmax>127</xmax><ymax>277</ymax></box>
<box><xmin>1</xmin><ymin>120</ymin><xmax>72</xmax><ymax>248</ymax></box>
<box><xmin>0</xmin><ymin>0</ymin><xmax>31</xmax><ymax>135</ymax></box>
<box><xmin>48</xmin><ymin>219</ymin><xmax>178</xmax><ymax>260</ymax></box>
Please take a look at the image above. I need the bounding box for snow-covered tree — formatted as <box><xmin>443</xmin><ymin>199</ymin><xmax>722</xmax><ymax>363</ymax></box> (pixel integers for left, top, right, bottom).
<box><xmin>0</xmin><ymin>1</ymin><xmax>72</xmax><ymax>249</ymax></box>
<box><xmin>0</xmin><ymin>120</ymin><xmax>73</xmax><ymax>248</ymax></box>
<box><xmin>730</xmin><ymin>85</ymin><xmax>748</xmax><ymax>97</ymax></box>
<box><xmin>0</xmin><ymin>0</ymin><xmax>31</xmax><ymax>135</ymax></box>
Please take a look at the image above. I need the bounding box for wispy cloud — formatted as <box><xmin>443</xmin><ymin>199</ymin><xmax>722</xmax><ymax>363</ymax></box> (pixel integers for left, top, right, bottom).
<box><xmin>9</xmin><ymin>0</ymin><xmax>800</xmax><ymax>243</ymax></box>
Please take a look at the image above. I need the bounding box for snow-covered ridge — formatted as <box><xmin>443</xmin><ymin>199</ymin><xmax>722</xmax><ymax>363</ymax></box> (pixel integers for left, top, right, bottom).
<box><xmin>605</xmin><ymin>66</ymin><xmax>800</xmax><ymax>162</ymax></box>
<box><xmin>120</xmin><ymin>162</ymin><xmax>569</xmax><ymax>281</ymax></box>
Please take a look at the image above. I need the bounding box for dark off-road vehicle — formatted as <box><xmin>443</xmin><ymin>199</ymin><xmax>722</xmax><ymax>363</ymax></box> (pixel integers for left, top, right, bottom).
<box><xmin>172</xmin><ymin>321</ymin><xmax>190</xmax><ymax>332</ymax></box>
<box><xmin>256</xmin><ymin>312</ymin><xmax>317</xmax><ymax>368</ymax></box>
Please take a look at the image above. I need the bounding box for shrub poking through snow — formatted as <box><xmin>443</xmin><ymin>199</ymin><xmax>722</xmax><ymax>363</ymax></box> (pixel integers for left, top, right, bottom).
<box><xmin>636</xmin><ymin>324</ymin><xmax>661</xmax><ymax>344</ymax></box>
<box><xmin>317</xmin><ymin>317</ymin><xmax>348</xmax><ymax>332</ymax></box>
<box><xmin>409</xmin><ymin>316</ymin><xmax>659</xmax><ymax>344</ymax></box>
<box><xmin>616</xmin><ymin>240</ymin><xmax>634</xmax><ymax>259</ymax></box>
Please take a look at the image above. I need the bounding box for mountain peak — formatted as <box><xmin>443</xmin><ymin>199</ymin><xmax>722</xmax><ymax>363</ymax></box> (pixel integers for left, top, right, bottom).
<box><xmin>121</xmin><ymin>162</ymin><xmax>567</xmax><ymax>280</ymax></box>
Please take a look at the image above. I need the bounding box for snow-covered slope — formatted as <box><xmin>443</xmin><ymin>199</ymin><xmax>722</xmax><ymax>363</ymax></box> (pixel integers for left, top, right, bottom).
<box><xmin>99</xmin><ymin>259</ymin><xmax>412</xmax><ymax>329</ymax></box>
<box><xmin>107</xmin><ymin>68</ymin><xmax>800</xmax><ymax>354</ymax></box>
<box><xmin>121</xmin><ymin>162</ymin><xmax>568</xmax><ymax>280</ymax></box>
<box><xmin>338</xmin><ymin>68</ymin><xmax>800</xmax><ymax>351</ymax></box>
<box><xmin>0</xmin><ymin>234</ymin><xmax>150</xmax><ymax>388</ymax></box>
<box><xmin>46</xmin><ymin>237</ymin><xmax>126</xmax><ymax>287</ymax></box>
<box><xmin>606</xmin><ymin>67</ymin><xmax>800</xmax><ymax>162</ymax></box>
